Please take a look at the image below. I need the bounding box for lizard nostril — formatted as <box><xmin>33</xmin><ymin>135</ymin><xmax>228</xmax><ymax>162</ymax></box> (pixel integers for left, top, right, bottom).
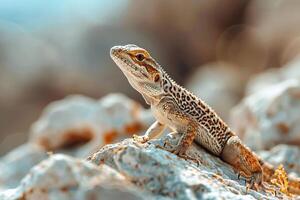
<box><xmin>110</xmin><ymin>47</ymin><xmax>121</xmax><ymax>55</ymax></box>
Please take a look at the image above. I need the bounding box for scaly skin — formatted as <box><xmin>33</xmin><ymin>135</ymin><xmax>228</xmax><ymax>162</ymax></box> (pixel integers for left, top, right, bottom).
<box><xmin>110</xmin><ymin>44</ymin><xmax>300</xmax><ymax>194</ymax></box>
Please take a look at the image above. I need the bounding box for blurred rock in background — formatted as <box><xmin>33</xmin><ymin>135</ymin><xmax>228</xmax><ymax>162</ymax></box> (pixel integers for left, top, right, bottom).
<box><xmin>246</xmin><ymin>58</ymin><xmax>300</xmax><ymax>95</ymax></box>
<box><xmin>246</xmin><ymin>0</ymin><xmax>300</xmax><ymax>67</ymax></box>
<box><xmin>259</xmin><ymin>144</ymin><xmax>300</xmax><ymax>177</ymax></box>
<box><xmin>30</xmin><ymin>94</ymin><xmax>153</xmax><ymax>158</ymax></box>
<box><xmin>230</xmin><ymin>80</ymin><xmax>300</xmax><ymax>151</ymax></box>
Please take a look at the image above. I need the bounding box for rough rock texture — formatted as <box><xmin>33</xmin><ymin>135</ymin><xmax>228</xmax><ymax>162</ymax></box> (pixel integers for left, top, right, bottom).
<box><xmin>185</xmin><ymin>63</ymin><xmax>243</xmax><ymax>122</ymax></box>
<box><xmin>230</xmin><ymin>80</ymin><xmax>300</xmax><ymax>151</ymax></box>
<box><xmin>0</xmin><ymin>144</ymin><xmax>47</xmax><ymax>190</ymax></box>
<box><xmin>0</xmin><ymin>154</ymin><xmax>147</xmax><ymax>200</ymax></box>
<box><xmin>30</xmin><ymin>93</ymin><xmax>153</xmax><ymax>157</ymax></box>
<box><xmin>89</xmin><ymin>134</ymin><xmax>281</xmax><ymax>200</ymax></box>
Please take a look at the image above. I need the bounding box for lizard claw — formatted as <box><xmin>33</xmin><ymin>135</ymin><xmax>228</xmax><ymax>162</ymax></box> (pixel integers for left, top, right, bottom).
<box><xmin>156</xmin><ymin>142</ymin><xmax>201</xmax><ymax>166</ymax></box>
<box><xmin>177</xmin><ymin>151</ymin><xmax>201</xmax><ymax>167</ymax></box>
<box><xmin>169</xmin><ymin>145</ymin><xmax>201</xmax><ymax>167</ymax></box>
<box><xmin>133</xmin><ymin>134</ymin><xmax>149</xmax><ymax>143</ymax></box>
<box><xmin>241</xmin><ymin>172</ymin><xmax>277</xmax><ymax>195</ymax></box>
<box><xmin>245</xmin><ymin>176</ymin><xmax>255</xmax><ymax>193</ymax></box>
<box><xmin>236</xmin><ymin>172</ymin><xmax>261</xmax><ymax>193</ymax></box>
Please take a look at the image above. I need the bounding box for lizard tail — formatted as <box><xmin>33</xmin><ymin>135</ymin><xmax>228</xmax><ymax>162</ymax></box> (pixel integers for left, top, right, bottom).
<box><xmin>258</xmin><ymin>157</ymin><xmax>300</xmax><ymax>195</ymax></box>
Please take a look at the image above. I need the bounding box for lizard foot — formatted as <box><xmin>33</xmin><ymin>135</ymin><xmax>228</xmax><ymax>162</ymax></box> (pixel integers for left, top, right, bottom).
<box><xmin>176</xmin><ymin>151</ymin><xmax>201</xmax><ymax>167</ymax></box>
<box><xmin>221</xmin><ymin>136</ymin><xmax>277</xmax><ymax>194</ymax></box>
<box><xmin>236</xmin><ymin>171</ymin><xmax>261</xmax><ymax>192</ymax></box>
<box><xmin>163</xmin><ymin>142</ymin><xmax>201</xmax><ymax>166</ymax></box>
<box><xmin>133</xmin><ymin>134</ymin><xmax>149</xmax><ymax>143</ymax></box>
<box><xmin>245</xmin><ymin>174</ymin><xmax>260</xmax><ymax>192</ymax></box>
<box><xmin>155</xmin><ymin>141</ymin><xmax>201</xmax><ymax>166</ymax></box>
<box><xmin>239</xmin><ymin>172</ymin><xmax>277</xmax><ymax>195</ymax></box>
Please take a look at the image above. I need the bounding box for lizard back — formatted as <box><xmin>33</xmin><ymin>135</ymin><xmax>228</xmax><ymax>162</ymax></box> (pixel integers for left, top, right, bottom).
<box><xmin>161</xmin><ymin>72</ymin><xmax>234</xmax><ymax>155</ymax></box>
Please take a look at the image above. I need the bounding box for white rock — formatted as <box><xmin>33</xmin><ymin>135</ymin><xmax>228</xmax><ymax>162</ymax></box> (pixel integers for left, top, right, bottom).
<box><xmin>247</xmin><ymin>58</ymin><xmax>300</xmax><ymax>95</ymax></box>
<box><xmin>0</xmin><ymin>144</ymin><xmax>47</xmax><ymax>190</ymax></box>
<box><xmin>89</xmin><ymin>134</ymin><xmax>278</xmax><ymax>200</ymax></box>
<box><xmin>259</xmin><ymin>144</ymin><xmax>300</xmax><ymax>177</ymax></box>
<box><xmin>230</xmin><ymin>80</ymin><xmax>300</xmax><ymax>150</ymax></box>
<box><xmin>0</xmin><ymin>154</ymin><xmax>147</xmax><ymax>200</ymax></box>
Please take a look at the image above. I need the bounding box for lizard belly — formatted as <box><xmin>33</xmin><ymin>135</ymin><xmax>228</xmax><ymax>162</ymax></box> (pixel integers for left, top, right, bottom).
<box><xmin>194</xmin><ymin>127</ymin><xmax>223</xmax><ymax>156</ymax></box>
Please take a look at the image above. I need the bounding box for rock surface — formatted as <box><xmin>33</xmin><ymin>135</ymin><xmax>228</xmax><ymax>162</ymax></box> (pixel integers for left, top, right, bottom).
<box><xmin>0</xmin><ymin>144</ymin><xmax>47</xmax><ymax>190</ymax></box>
<box><xmin>0</xmin><ymin>154</ymin><xmax>146</xmax><ymax>200</ymax></box>
<box><xmin>89</xmin><ymin>134</ymin><xmax>281</xmax><ymax>200</ymax></box>
<box><xmin>230</xmin><ymin>80</ymin><xmax>300</xmax><ymax>151</ymax></box>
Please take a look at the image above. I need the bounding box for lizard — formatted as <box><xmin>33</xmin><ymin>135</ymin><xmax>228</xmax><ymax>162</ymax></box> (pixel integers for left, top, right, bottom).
<box><xmin>110</xmin><ymin>44</ymin><xmax>300</xmax><ymax>194</ymax></box>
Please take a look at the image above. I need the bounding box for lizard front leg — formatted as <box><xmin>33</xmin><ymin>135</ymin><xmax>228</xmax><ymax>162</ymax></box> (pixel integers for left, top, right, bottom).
<box><xmin>221</xmin><ymin>136</ymin><xmax>263</xmax><ymax>190</ymax></box>
<box><xmin>170</xmin><ymin>125</ymin><xmax>197</xmax><ymax>157</ymax></box>
<box><xmin>163</xmin><ymin>126</ymin><xmax>200</xmax><ymax>165</ymax></box>
<box><xmin>133</xmin><ymin>121</ymin><xmax>166</xmax><ymax>143</ymax></box>
<box><xmin>160</xmin><ymin>100</ymin><xmax>198</xmax><ymax>160</ymax></box>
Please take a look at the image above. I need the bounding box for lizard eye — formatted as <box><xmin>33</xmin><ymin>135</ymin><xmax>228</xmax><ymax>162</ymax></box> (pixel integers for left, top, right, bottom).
<box><xmin>136</xmin><ymin>53</ymin><xmax>145</xmax><ymax>61</ymax></box>
<box><xmin>154</xmin><ymin>74</ymin><xmax>160</xmax><ymax>82</ymax></box>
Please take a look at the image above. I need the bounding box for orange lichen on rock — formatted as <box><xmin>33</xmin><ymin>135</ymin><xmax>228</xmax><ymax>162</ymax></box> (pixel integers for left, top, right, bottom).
<box><xmin>38</xmin><ymin>138</ymin><xmax>52</xmax><ymax>151</ymax></box>
<box><xmin>61</xmin><ymin>127</ymin><xmax>94</xmax><ymax>149</ymax></box>
<box><xmin>38</xmin><ymin>127</ymin><xmax>95</xmax><ymax>151</ymax></box>
<box><xmin>276</xmin><ymin>122</ymin><xmax>290</xmax><ymax>134</ymax></box>
<box><xmin>124</xmin><ymin>122</ymin><xmax>144</xmax><ymax>136</ymax></box>
<box><xmin>103</xmin><ymin>130</ymin><xmax>118</xmax><ymax>144</ymax></box>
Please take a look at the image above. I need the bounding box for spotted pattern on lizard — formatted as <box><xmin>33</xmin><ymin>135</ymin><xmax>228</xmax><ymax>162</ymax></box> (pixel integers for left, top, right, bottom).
<box><xmin>161</xmin><ymin>72</ymin><xmax>234</xmax><ymax>155</ymax></box>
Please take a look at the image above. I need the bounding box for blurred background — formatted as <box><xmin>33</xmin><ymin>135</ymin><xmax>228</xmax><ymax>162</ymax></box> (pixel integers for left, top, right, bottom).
<box><xmin>1</xmin><ymin>0</ymin><xmax>300</xmax><ymax>155</ymax></box>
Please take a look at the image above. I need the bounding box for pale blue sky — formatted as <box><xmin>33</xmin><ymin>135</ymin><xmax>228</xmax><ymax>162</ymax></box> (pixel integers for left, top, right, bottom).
<box><xmin>0</xmin><ymin>0</ymin><xmax>127</xmax><ymax>28</ymax></box>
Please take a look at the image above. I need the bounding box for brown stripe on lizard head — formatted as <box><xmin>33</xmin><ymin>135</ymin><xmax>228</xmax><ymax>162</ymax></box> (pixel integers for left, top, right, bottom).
<box><xmin>128</xmin><ymin>50</ymin><xmax>160</xmax><ymax>77</ymax></box>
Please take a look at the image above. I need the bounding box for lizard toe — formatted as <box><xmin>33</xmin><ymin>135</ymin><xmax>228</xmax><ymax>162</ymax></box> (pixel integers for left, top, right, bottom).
<box><xmin>133</xmin><ymin>134</ymin><xmax>149</xmax><ymax>143</ymax></box>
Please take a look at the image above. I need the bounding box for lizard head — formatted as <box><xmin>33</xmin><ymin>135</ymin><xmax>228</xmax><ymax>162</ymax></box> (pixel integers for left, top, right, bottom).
<box><xmin>110</xmin><ymin>44</ymin><xmax>164</xmax><ymax>101</ymax></box>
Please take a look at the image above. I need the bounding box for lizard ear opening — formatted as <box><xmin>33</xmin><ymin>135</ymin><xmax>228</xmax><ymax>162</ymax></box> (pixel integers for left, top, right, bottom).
<box><xmin>154</xmin><ymin>74</ymin><xmax>160</xmax><ymax>82</ymax></box>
